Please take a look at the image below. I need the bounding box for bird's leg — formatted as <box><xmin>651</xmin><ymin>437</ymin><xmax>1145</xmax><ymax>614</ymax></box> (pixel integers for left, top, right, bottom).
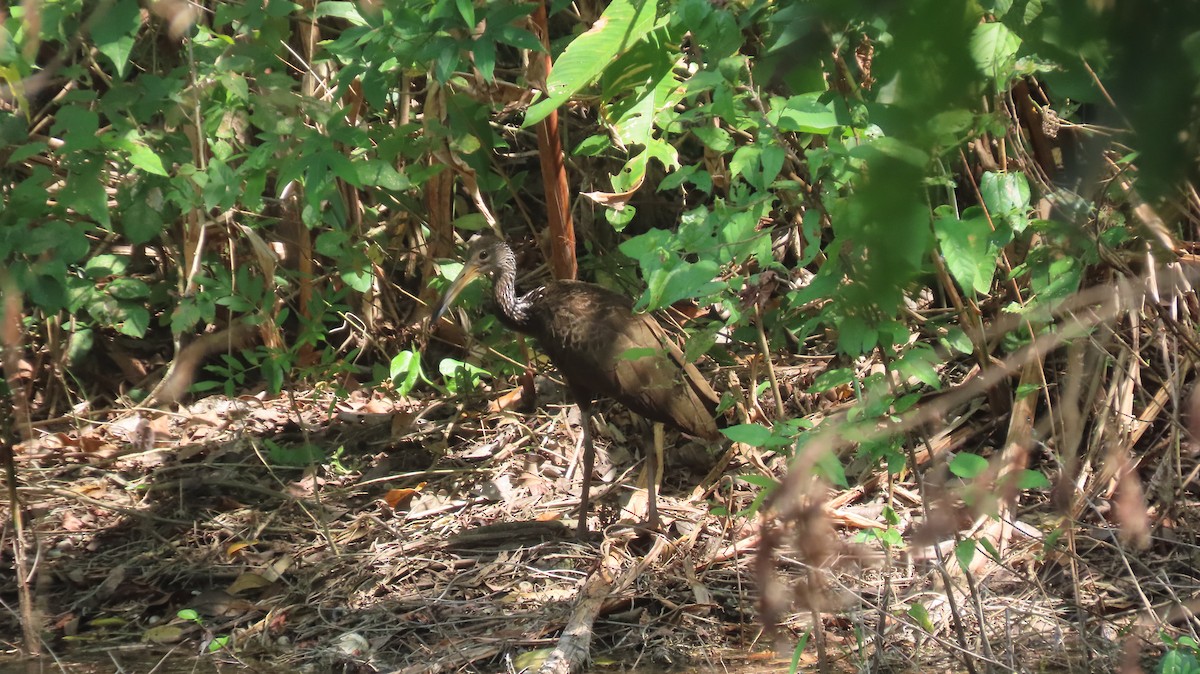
<box><xmin>645</xmin><ymin>422</ymin><xmax>664</xmax><ymax>530</ymax></box>
<box><xmin>576</xmin><ymin>402</ymin><xmax>596</xmax><ymax>537</ymax></box>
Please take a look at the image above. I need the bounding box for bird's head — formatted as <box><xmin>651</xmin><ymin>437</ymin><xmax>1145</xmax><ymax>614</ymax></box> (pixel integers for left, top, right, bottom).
<box><xmin>433</xmin><ymin>235</ymin><xmax>512</xmax><ymax>320</ymax></box>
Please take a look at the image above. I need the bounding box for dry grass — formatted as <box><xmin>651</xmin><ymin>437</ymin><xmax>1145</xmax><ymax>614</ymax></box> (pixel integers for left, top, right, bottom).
<box><xmin>2</xmin><ymin>265</ymin><xmax>1200</xmax><ymax>673</ymax></box>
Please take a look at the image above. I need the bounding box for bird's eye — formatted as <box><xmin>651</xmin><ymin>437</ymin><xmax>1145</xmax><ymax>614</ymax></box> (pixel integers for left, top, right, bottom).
<box><xmin>478</xmin><ymin>250</ymin><xmax>490</xmax><ymax>261</ymax></box>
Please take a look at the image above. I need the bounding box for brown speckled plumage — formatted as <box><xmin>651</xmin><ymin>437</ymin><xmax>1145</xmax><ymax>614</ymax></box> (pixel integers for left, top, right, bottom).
<box><xmin>436</xmin><ymin>235</ymin><xmax>719</xmax><ymax>533</ymax></box>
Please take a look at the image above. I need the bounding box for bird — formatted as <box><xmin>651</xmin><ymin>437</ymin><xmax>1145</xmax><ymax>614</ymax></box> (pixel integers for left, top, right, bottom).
<box><xmin>434</xmin><ymin>234</ymin><xmax>720</xmax><ymax>535</ymax></box>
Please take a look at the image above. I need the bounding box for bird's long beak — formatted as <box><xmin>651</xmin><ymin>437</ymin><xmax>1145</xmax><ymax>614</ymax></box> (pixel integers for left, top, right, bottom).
<box><xmin>433</xmin><ymin>262</ymin><xmax>484</xmax><ymax>321</ymax></box>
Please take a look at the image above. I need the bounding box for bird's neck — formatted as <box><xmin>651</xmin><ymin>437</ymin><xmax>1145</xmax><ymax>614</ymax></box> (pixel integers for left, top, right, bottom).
<box><xmin>494</xmin><ymin>266</ymin><xmax>534</xmax><ymax>327</ymax></box>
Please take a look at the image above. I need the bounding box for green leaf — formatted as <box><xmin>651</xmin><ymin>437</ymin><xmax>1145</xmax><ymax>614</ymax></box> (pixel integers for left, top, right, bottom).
<box><xmin>954</xmin><ymin>539</ymin><xmax>976</xmax><ymax>572</ymax></box>
<box><xmin>118</xmin><ymin>306</ymin><xmax>150</xmax><ymax>338</ymax></box>
<box><xmin>356</xmin><ymin>161</ymin><xmax>409</xmax><ymax>190</ymax></box>
<box><xmin>265</xmin><ymin>439</ymin><xmax>325</xmax><ymax>466</ymax></box>
<box><xmin>341</xmin><ymin>266</ymin><xmax>372</xmax><ymax>293</ymax></box>
<box><xmin>949</xmin><ymin>453</ymin><xmax>988</xmax><ymax>479</ymax></box>
<box><xmin>315</xmin><ymin>230</ymin><xmax>349</xmax><ymax>258</ymax></box>
<box><xmin>807</xmin><ymin>368</ymin><xmax>853</xmax><ymax>393</ymax></box>
<box><xmin>617</xmin><ymin>347</ymin><xmax>659</xmax><ymax>361</ymax></box>
<box><xmin>641</xmin><ymin>258</ymin><xmax>720</xmax><ymax>310</ymax></box>
<box><xmin>771</xmin><ymin>93</ymin><xmax>840</xmax><ymax>134</ymax></box>
<box><xmin>455</xmin><ymin>0</ymin><xmax>474</xmax><ymax>27</ymax></box>
<box><xmin>439</xmin><ymin>358</ymin><xmax>489</xmax><ymax>395</ymax></box>
<box><xmin>123</xmin><ymin>192</ymin><xmax>164</xmax><ymax>245</ymax></box>
<box><xmin>54</xmin><ymin>106</ymin><xmax>100</xmax><ymax>153</ymax></box>
<box><xmin>473</xmin><ymin>35</ymin><xmax>496</xmax><ymax>82</ymax></box>
<box><xmin>737</xmin><ymin>473</ymin><xmax>779</xmax><ymax>490</ymax></box>
<box><xmin>314</xmin><ymin>1</ymin><xmax>366</xmax><ymax>23</ymax></box>
<box><xmin>1017</xmin><ymin>469</ymin><xmax>1050</xmax><ymax>490</ymax></box>
<box><xmin>126</xmin><ymin>143</ymin><xmax>168</xmax><ymax>176</ymax></box>
<box><xmin>66</xmin><ymin>327</ymin><xmax>94</xmax><ymax>365</ymax></box>
<box><xmin>390</xmin><ymin>350</ymin><xmax>423</xmax><ymax>396</ymax></box>
<box><xmin>970</xmin><ymin>22</ymin><xmax>1021</xmax><ymax>85</ymax></box>
<box><xmin>692</xmin><ymin>125</ymin><xmax>732</xmax><ymax>152</ymax></box>
<box><xmin>729</xmin><ymin>145</ymin><xmax>761</xmax><ymax>186</ymax></box>
<box><xmin>761</xmin><ymin>144</ymin><xmax>785</xmax><ymax>186</ymax></box>
<box><xmin>933</xmin><ymin>209</ymin><xmax>998</xmax><ymax>296</ymax></box>
<box><xmin>941</xmin><ymin>327</ymin><xmax>974</xmax><ymax>355</ymax></box>
<box><xmin>813</xmin><ymin>449</ymin><xmax>848</xmax><ymax>488</ymax></box>
<box><xmin>573</xmin><ymin>134</ymin><xmax>611</xmax><ymax>156</ymax></box>
<box><xmin>523</xmin><ymin>0</ymin><xmax>657</xmax><ymax>126</ymax></box>
<box><xmin>106</xmin><ymin>277</ymin><xmax>150</xmax><ymax>300</ymax></box>
<box><xmin>721</xmin><ymin>423</ymin><xmax>773</xmax><ymax>446</ymax></box>
<box><xmin>907</xmin><ymin>603</ymin><xmax>934</xmax><ymax>632</ymax></box>
<box><xmin>980</xmin><ymin>171</ymin><xmax>1030</xmax><ymax>232</ymax></box>
<box><xmin>60</xmin><ymin>165</ymin><xmax>111</xmax><ymax>228</ymax></box>
<box><xmin>92</xmin><ymin>0</ymin><xmax>142</xmax><ymax>78</ymax></box>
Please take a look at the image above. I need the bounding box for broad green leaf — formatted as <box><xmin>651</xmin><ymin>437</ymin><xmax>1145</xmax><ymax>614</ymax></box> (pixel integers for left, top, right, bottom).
<box><xmin>609</xmin><ymin>82</ymin><xmax>656</xmax><ymax>148</ymax></box>
<box><xmin>813</xmin><ymin>449</ymin><xmax>848</xmax><ymax>488</ymax></box>
<box><xmin>729</xmin><ymin>145</ymin><xmax>761</xmax><ymax>185</ymax></box>
<box><xmin>807</xmin><ymin>367</ymin><xmax>853</xmax><ymax>393</ymax></box>
<box><xmin>641</xmin><ymin>258</ymin><xmax>720</xmax><ymax>310</ymax></box>
<box><xmin>118</xmin><ymin>306</ymin><xmax>150</xmax><ymax>338</ymax></box>
<box><xmin>692</xmin><ymin>125</ymin><xmax>732</xmax><ymax>152</ymax></box>
<box><xmin>737</xmin><ymin>474</ymin><xmax>779</xmax><ymax>489</ymax></box>
<box><xmin>356</xmin><ymin>161</ymin><xmax>409</xmax><ymax>190</ymax></box>
<box><xmin>106</xmin><ymin>277</ymin><xmax>150</xmax><ymax>300</ymax></box>
<box><xmin>573</xmin><ymin>134</ymin><xmax>611</xmax><ymax>156</ymax></box>
<box><xmin>980</xmin><ymin>171</ymin><xmax>1030</xmax><ymax>232</ymax></box>
<box><xmin>949</xmin><ymin>453</ymin><xmax>988</xmax><ymax>479</ymax></box>
<box><xmin>314</xmin><ymin>1</ymin><xmax>366</xmax><ymax>24</ymax></box>
<box><xmin>455</xmin><ymin>0</ymin><xmax>474</xmax><ymax>27</ymax></box>
<box><xmin>315</xmin><ymin>230</ymin><xmax>349</xmax><ymax>257</ymax></box>
<box><xmin>927</xmin><ymin>108</ymin><xmax>975</xmax><ymax>139</ymax></box>
<box><xmin>933</xmin><ymin>209</ymin><xmax>997</xmax><ymax>296</ymax></box>
<box><xmin>92</xmin><ymin>0</ymin><xmax>142</xmax><ymax>78</ymax></box>
<box><xmin>617</xmin><ymin>347</ymin><xmax>659</xmax><ymax>361</ymax></box>
<box><xmin>954</xmin><ymin>539</ymin><xmax>976</xmax><ymax>571</ymax></box>
<box><xmin>265</xmin><ymin>439</ymin><xmax>325</xmax><ymax>466</ymax></box>
<box><xmin>341</xmin><ymin>266</ymin><xmax>372</xmax><ymax>293</ymax></box>
<box><xmin>25</xmin><ymin>268</ymin><xmax>68</xmax><ymax>312</ymax></box>
<box><xmin>970</xmin><ymin>22</ymin><xmax>1021</xmax><ymax>85</ymax></box>
<box><xmin>390</xmin><ymin>350</ymin><xmax>423</xmax><ymax>396</ymax></box>
<box><xmin>127</xmin><ymin>143</ymin><xmax>168</xmax><ymax>176</ymax></box>
<box><xmin>54</xmin><ymin>106</ymin><xmax>100</xmax><ymax>153</ymax></box>
<box><xmin>523</xmin><ymin>0</ymin><xmax>657</xmax><ymax>126</ymax></box>
<box><xmin>1025</xmin><ymin>256</ymin><xmax>1082</xmax><ymax>311</ymax></box>
<box><xmin>66</xmin><ymin>327</ymin><xmax>94</xmax><ymax>365</ymax></box>
<box><xmin>721</xmin><ymin>423</ymin><xmax>773</xmax><ymax>446</ymax></box>
<box><xmin>908</xmin><ymin>603</ymin><xmax>934</xmax><ymax>632</ymax></box>
<box><xmin>85</xmin><ymin>254</ymin><xmax>128</xmax><ymax>277</ymax></box>
<box><xmin>473</xmin><ymin>35</ymin><xmax>497</xmax><ymax>82</ymax></box>
<box><xmin>1017</xmin><ymin>469</ymin><xmax>1051</xmax><ymax>490</ymax></box>
<box><xmin>60</xmin><ymin>165</ymin><xmax>111</xmax><ymax>228</ymax></box>
<box><xmin>761</xmin><ymin>144</ymin><xmax>785</xmax><ymax>186</ymax></box>
<box><xmin>771</xmin><ymin>93</ymin><xmax>840</xmax><ymax>134</ymax></box>
<box><xmin>439</xmin><ymin>358</ymin><xmax>489</xmax><ymax>395</ymax></box>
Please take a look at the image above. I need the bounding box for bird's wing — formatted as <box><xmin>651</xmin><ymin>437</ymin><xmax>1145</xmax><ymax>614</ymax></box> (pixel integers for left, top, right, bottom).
<box><xmin>535</xmin><ymin>282</ymin><xmax>719</xmax><ymax>440</ymax></box>
<box><xmin>615</xmin><ymin>313</ymin><xmax>719</xmax><ymax>439</ymax></box>
<box><xmin>638</xmin><ymin>312</ymin><xmax>721</xmax><ymax>407</ymax></box>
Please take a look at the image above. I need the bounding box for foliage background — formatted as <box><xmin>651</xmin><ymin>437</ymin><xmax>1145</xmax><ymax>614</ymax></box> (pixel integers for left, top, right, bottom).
<box><xmin>1</xmin><ymin>0</ymin><xmax>1196</xmax><ymax>407</ymax></box>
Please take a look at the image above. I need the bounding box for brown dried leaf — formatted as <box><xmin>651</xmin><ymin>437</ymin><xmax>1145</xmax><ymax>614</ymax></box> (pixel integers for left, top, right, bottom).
<box><xmin>384</xmin><ymin>484</ymin><xmax>425</xmax><ymax>510</ymax></box>
<box><xmin>488</xmin><ymin>386</ymin><xmax>527</xmax><ymax>413</ymax></box>
<box><xmin>142</xmin><ymin>624</ymin><xmax>185</xmax><ymax>644</ymax></box>
<box><xmin>225</xmin><ymin>539</ymin><xmax>259</xmax><ymax>558</ymax></box>
<box><xmin>226</xmin><ymin>573</ymin><xmax>272</xmax><ymax>596</ymax></box>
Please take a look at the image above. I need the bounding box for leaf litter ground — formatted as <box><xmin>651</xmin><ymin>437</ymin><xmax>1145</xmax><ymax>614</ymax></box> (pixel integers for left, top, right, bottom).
<box><xmin>3</xmin><ymin>340</ymin><xmax>1196</xmax><ymax>673</ymax></box>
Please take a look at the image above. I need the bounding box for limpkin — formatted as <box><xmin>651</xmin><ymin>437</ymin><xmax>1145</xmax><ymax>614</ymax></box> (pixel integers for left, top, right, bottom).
<box><xmin>434</xmin><ymin>235</ymin><xmax>720</xmax><ymax>535</ymax></box>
